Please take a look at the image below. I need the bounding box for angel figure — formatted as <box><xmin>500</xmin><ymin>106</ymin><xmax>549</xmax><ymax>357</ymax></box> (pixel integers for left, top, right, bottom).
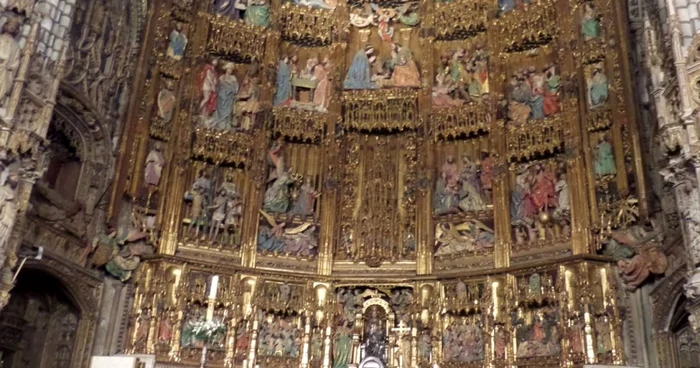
<box><xmin>371</xmin><ymin>4</ymin><xmax>396</xmax><ymax>42</ymax></box>
<box><xmin>350</xmin><ymin>3</ymin><xmax>375</xmax><ymax>28</ymax></box>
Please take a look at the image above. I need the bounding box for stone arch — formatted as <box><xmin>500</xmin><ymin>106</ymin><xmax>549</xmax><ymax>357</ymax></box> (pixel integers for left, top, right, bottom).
<box><xmin>19</xmin><ymin>259</ymin><xmax>103</xmax><ymax>368</ymax></box>
<box><xmin>1</xmin><ymin>258</ymin><xmax>102</xmax><ymax>368</ymax></box>
<box><xmin>651</xmin><ymin>266</ymin><xmax>688</xmax><ymax>333</ymax></box>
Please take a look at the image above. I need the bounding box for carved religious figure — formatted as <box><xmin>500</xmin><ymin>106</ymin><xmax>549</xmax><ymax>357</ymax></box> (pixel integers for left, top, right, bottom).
<box><xmin>333</xmin><ymin>324</ymin><xmax>352</xmax><ymax>368</ymax></box>
<box><xmin>0</xmin><ymin>17</ymin><xmax>21</xmax><ymax>107</ymax></box>
<box><xmin>157</xmin><ymin>80</ymin><xmax>176</xmax><ymax>122</ymax></box>
<box><xmin>364</xmin><ymin>306</ymin><xmax>387</xmax><ymax>360</ymax></box>
<box><xmin>144</xmin><ymin>143</ymin><xmax>165</xmax><ymax>187</ymax></box>
<box><xmin>581</xmin><ymin>3</ymin><xmax>601</xmax><ymax>41</ymax></box>
<box><xmin>344</xmin><ymin>45</ymin><xmax>376</xmax><ymax>90</ymax></box>
<box><xmin>211</xmin><ymin>62</ymin><xmax>240</xmax><ymax>130</ymax></box>
<box><xmin>166</xmin><ymin>22</ymin><xmax>188</xmax><ymax>61</ymax></box>
<box><xmin>593</xmin><ymin>134</ymin><xmax>616</xmax><ymax>178</ymax></box>
<box><xmin>244</xmin><ymin>0</ymin><xmax>270</xmax><ymax>27</ymax></box>
<box><xmin>199</xmin><ymin>59</ymin><xmax>219</xmax><ymax>121</ymax></box>
<box><xmin>587</xmin><ymin>65</ymin><xmax>609</xmax><ymax>107</ymax></box>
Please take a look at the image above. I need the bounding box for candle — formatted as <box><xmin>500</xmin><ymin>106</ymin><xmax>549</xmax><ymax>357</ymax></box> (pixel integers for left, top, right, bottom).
<box><xmin>209</xmin><ymin>275</ymin><xmax>219</xmax><ymax>299</ymax></box>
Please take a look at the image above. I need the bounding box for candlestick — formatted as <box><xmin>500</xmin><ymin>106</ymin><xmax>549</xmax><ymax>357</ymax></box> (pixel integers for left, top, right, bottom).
<box><xmin>209</xmin><ymin>275</ymin><xmax>219</xmax><ymax>299</ymax></box>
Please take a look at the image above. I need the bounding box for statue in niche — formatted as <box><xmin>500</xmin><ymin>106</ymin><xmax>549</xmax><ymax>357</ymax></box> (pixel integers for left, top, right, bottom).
<box><xmin>542</xmin><ymin>65</ymin><xmax>560</xmax><ymax>115</ymax></box>
<box><xmin>569</xmin><ymin>321</ymin><xmax>584</xmax><ymax>355</ymax></box>
<box><xmin>344</xmin><ymin>45</ymin><xmax>377</xmax><ymax>90</ymax></box>
<box><xmin>199</xmin><ymin>59</ymin><xmax>219</xmax><ymax>121</ymax></box>
<box><xmin>158</xmin><ymin>313</ymin><xmax>175</xmax><ymax>342</ymax></box>
<box><xmin>417</xmin><ymin>332</ymin><xmax>431</xmax><ymax>361</ymax></box>
<box><xmin>593</xmin><ymin>134</ymin><xmax>616</xmax><ymax>178</ymax></box>
<box><xmin>144</xmin><ymin>142</ymin><xmax>165</xmax><ymax>187</ymax></box>
<box><xmin>595</xmin><ymin>316</ymin><xmax>611</xmax><ymax>354</ymax></box>
<box><xmin>244</xmin><ymin>0</ymin><xmax>269</xmax><ymax>27</ymax></box>
<box><xmin>333</xmin><ymin>324</ymin><xmax>352</xmax><ymax>368</ymax></box>
<box><xmin>581</xmin><ymin>3</ymin><xmax>601</xmax><ymax>41</ymax></box>
<box><xmin>365</xmin><ymin>306</ymin><xmax>387</xmax><ymax>360</ymax></box>
<box><xmin>309</xmin><ymin>330</ymin><xmax>324</xmax><ymax>363</ymax></box>
<box><xmin>587</xmin><ymin>65</ymin><xmax>609</xmax><ymax>107</ymax></box>
<box><xmin>432</xmin><ymin>68</ymin><xmax>463</xmax><ymax>107</ymax></box>
<box><xmin>0</xmin><ymin>17</ymin><xmax>20</xmax><ymax>107</ymax></box>
<box><xmin>274</xmin><ymin>56</ymin><xmax>293</xmax><ymax>107</ymax></box>
<box><xmin>234</xmin><ymin>324</ymin><xmax>250</xmax><ymax>362</ymax></box>
<box><xmin>494</xmin><ymin>326</ymin><xmax>506</xmax><ymax>359</ymax></box>
<box><xmin>386</xmin><ymin>43</ymin><xmax>420</xmax><ymax>88</ymax></box>
<box><xmin>157</xmin><ymin>80</ymin><xmax>176</xmax><ymax>122</ymax></box>
<box><xmin>210</xmin><ymin>62</ymin><xmax>240</xmax><ymax>130</ymax></box>
<box><xmin>213</xmin><ymin>0</ymin><xmax>247</xmax><ymax>20</ymax></box>
<box><xmin>290</xmin><ymin>176</ymin><xmax>321</xmax><ymax>216</ymax></box>
<box><xmin>263</xmin><ymin>142</ymin><xmax>297</xmax><ymax>213</ymax></box>
<box><xmin>166</xmin><ymin>22</ymin><xmax>188</xmax><ymax>61</ymax></box>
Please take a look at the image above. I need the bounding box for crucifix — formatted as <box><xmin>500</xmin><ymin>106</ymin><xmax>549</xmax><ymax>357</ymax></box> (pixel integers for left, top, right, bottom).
<box><xmin>391</xmin><ymin>320</ymin><xmax>411</xmax><ymax>368</ymax></box>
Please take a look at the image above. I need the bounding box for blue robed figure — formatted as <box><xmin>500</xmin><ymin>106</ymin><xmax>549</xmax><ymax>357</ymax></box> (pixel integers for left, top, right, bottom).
<box><xmin>343</xmin><ymin>45</ymin><xmax>376</xmax><ymax>90</ymax></box>
<box><xmin>166</xmin><ymin>24</ymin><xmax>188</xmax><ymax>61</ymax></box>
<box><xmin>274</xmin><ymin>57</ymin><xmax>293</xmax><ymax>106</ymax></box>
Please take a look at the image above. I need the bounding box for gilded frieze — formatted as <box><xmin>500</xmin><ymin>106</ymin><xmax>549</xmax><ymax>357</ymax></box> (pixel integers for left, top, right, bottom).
<box><xmin>492</xmin><ymin>0</ymin><xmax>557</xmax><ymax>53</ymax></box>
<box><xmin>205</xmin><ymin>15</ymin><xmax>268</xmax><ymax>62</ymax></box>
<box><xmin>342</xmin><ymin>89</ymin><xmax>419</xmax><ymax>132</ymax></box>
<box><xmin>278</xmin><ymin>3</ymin><xmax>335</xmax><ymax>46</ymax></box>
<box><xmin>433</xmin><ymin>0</ymin><xmax>489</xmax><ymax>41</ymax></box>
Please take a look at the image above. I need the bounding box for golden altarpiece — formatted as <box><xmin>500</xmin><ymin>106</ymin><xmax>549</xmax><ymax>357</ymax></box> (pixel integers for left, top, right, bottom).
<box><xmin>110</xmin><ymin>0</ymin><xmax>660</xmax><ymax>366</ymax></box>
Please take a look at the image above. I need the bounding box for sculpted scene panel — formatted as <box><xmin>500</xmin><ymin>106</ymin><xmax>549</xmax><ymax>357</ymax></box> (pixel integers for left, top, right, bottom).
<box><xmin>182</xmin><ymin>163</ymin><xmax>246</xmax><ymax>251</ymax></box>
<box><xmin>196</xmin><ymin>58</ymin><xmax>261</xmax><ymax>132</ymax></box>
<box><xmin>509</xmin><ymin>158</ymin><xmax>570</xmax><ymax>249</ymax></box>
<box><xmin>258</xmin><ymin>140</ymin><xmax>321</xmax><ymax>258</ymax></box>
<box><xmin>432</xmin><ymin>37</ymin><xmax>490</xmax><ymax>108</ymax></box>
<box><xmin>344</xmin><ymin>0</ymin><xmax>421</xmax><ymax>90</ymax></box>
<box><xmin>433</xmin><ymin>138</ymin><xmax>495</xmax><ymax>258</ymax></box>
<box><xmin>274</xmin><ymin>43</ymin><xmax>334</xmax><ymax>113</ymax></box>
